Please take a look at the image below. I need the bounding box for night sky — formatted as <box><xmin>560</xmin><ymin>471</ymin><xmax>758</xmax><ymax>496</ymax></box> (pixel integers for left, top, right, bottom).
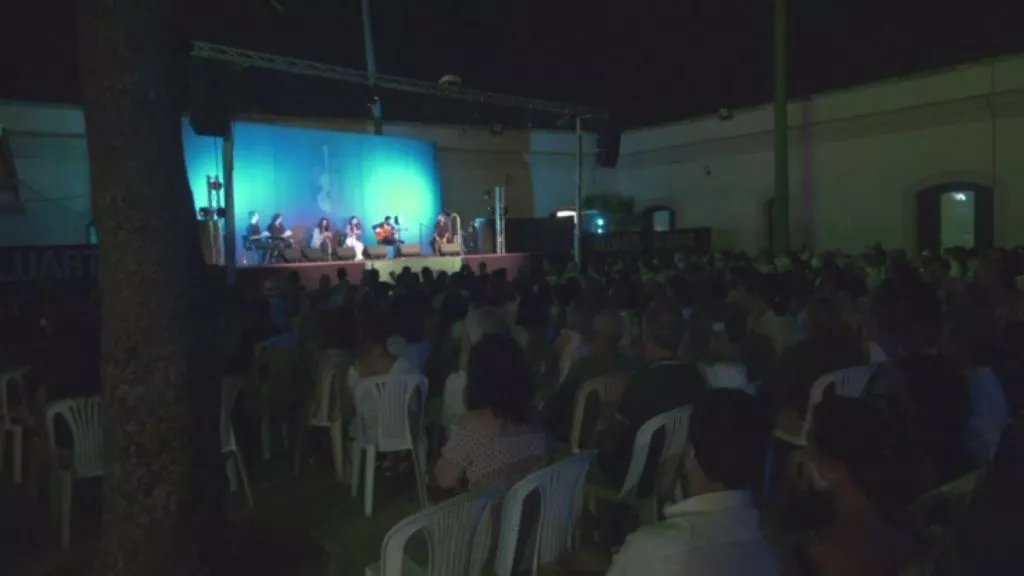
<box><xmin>2</xmin><ymin>0</ymin><xmax>1020</xmax><ymax>129</ymax></box>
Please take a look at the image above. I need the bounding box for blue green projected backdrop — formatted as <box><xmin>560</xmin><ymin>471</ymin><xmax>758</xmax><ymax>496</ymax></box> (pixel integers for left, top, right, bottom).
<box><xmin>183</xmin><ymin>121</ymin><xmax>441</xmax><ymax>263</ymax></box>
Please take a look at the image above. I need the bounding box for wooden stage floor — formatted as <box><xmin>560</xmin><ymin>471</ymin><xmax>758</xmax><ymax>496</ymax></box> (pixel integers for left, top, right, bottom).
<box><xmin>237</xmin><ymin>252</ymin><xmax>533</xmax><ymax>291</ymax></box>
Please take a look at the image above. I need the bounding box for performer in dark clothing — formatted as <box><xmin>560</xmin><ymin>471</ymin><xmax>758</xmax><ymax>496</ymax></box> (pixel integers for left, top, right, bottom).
<box><xmin>432</xmin><ymin>212</ymin><xmax>452</xmax><ymax>255</ymax></box>
<box><xmin>266</xmin><ymin>213</ymin><xmax>293</xmax><ymax>262</ymax></box>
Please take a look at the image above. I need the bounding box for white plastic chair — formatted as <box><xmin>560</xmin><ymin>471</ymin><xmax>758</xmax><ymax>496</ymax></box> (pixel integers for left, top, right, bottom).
<box><xmin>773</xmin><ymin>364</ymin><xmax>878</xmax><ymax>447</ymax></box>
<box><xmin>45</xmin><ymin>396</ymin><xmax>103</xmax><ymax>548</ymax></box>
<box><xmin>588</xmin><ymin>406</ymin><xmax>693</xmax><ymax>524</ymax></box>
<box><xmin>295</xmin><ymin>357</ymin><xmax>346</xmax><ymax>482</ymax></box>
<box><xmin>569</xmin><ymin>372</ymin><xmax>629</xmax><ymax>453</ymax></box>
<box><xmin>350</xmin><ymin>373</ymin><xmax>429</xmax><ymax>517</ymax></box>
<box><xmin>494</xmin><ymin>452</ymin><xmax>594</xmax><ymax>576</ymax></box>
<box><xmin>222</xmin><ymin>376</ymin><xmax>253</xmax><ymax>508</ymax></box>
<box><xmin>365</xmin><ymin>489</ymin><xmax>501</xmax><ymax>576</ymax></box>
<box><xmin>441</xmin><ymin>371</ymin><xmax>468</xmax><ymax>431</ymax></box>
<box><xmin>0</xmin><ymin>366</ymin><xmax>29</xmax><ymax>484</ymax></box>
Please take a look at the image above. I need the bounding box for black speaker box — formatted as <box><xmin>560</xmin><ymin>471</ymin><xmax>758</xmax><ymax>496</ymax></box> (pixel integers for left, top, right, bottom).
<box><xmin>597</xmin><ymin>125</ymin><xmax>620</xmax><ymax>169</ymax></box>
<box><xmin>188</xmin><ymin>61</ymin><xmax>234</xmax><ymax>138</ymax></box>
<box><xmin>334</xmin><ymin>246</ymin><xmax>357</xmax><ymax>261</ymax></box>
<box><xmin>301</xmin><ymin>246</ymin><xmax>326</xmax><ymax>261</ymax></box>
<box><xmin>400</xmin><ymin>245</ymin><xmax>423</xmax><ymax>257</ymax></box>
<box><xmin>365</xmin><ymin>246</ymin><xmax>389</xmax><ymax>260</ymax></box>
<box><xmin>438</xmin><ymin>243</ymin><xmax>461</xmax><ymax>256</ymax></box>
<box><xmin>279</xmin><ymin>248</ymin><xmax>303</xmax><ymax>263</ymax></box>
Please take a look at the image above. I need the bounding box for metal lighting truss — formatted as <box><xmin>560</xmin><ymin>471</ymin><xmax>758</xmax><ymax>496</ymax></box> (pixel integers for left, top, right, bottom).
<box><xmin>190</xmin><ymin>42</ymin><xmax>607</xmax><ymax>119</ymax></box>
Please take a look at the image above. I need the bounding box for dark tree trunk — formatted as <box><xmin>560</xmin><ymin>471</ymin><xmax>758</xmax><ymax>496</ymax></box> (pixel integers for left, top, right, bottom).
<box><xmin>76</xmin><ymin>1</ymin><xmax>225</xmax><ymax>574</ymax></box>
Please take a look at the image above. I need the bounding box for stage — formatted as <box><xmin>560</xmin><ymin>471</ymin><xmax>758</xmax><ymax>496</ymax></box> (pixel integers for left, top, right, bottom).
<box><xmin>237</xmin><ymin>252</ymin><xmax>533</xmax><ymax>291</ymax></box>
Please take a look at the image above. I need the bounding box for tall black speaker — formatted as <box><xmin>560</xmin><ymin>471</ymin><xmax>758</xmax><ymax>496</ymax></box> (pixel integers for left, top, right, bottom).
<box><xmin>188</xmin><ymin>61</ymin><xmax>233</xmax><ymax>138</ymax></box>
<box><xmin>597</xmin><ymin>127</ymin><xmax>620</xmax><ymax>168</ymax></box>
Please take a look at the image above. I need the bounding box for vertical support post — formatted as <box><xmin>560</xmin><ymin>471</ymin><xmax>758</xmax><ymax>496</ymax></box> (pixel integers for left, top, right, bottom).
<box><xmin>361</xmin><ymin>0</ymin><xmax>383</xmax><ymax>136</ymax></box>
<box><xmin>222</xmin><ymin>130</ymin><xmax>236</xmax><ymax>284</ymax></box>
<box><xmin>772</xmin><ymin>0</ymin><xmax>790</xmax><ymax>254</ymax></box>
<box><xmin>574</xmin><ymin>116</ymin><xmax>583</xmax><ymax>268</ymax></box>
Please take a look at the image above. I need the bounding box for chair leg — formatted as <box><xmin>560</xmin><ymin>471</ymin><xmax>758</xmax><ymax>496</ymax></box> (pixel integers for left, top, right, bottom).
<box><xmin>350</xmin><ymin>442</ymin><xmax>361</xmax><ymax>498</ymax></box>
<box><xmin>411</xmin><ymin>441</ymin><xmax>428</xmax><ymax>509</ymax></box>
<box><xmin>12</xmin><ymin>426</ymin><xmax>22</xmax><ymax>484</ymax></box>
<box><xmin>226</xmin><ymin>453</ymin><xmax>239</xmax><ymax>493</ymax></box>
<box><xmin>363</xmin><ymin>445</ymin><xmax>376</xmax><ymax>518</ymax></box>
<box><xmin>329</xmin><ymin>423</ymin><xmax>344</xmax><ymax>483</ymax></box>
<box><xmin>261</xmin><ymin>416</ymin><xmax>271</xmax><ymax>462</ymax></box>
<box><xmin>235</xmin><ymin>448</ymin><xmax>254</xmax><ymax>509</ymax></box>
<box><xmin>59</xmin><ymin>472</ymin><xmax>73</xmax><ymax>549</ymax></box>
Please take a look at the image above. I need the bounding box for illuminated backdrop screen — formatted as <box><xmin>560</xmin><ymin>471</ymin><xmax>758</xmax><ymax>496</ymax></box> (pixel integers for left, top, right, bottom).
<box><xmin>183</xmin><ymin>120</ymin><xmax>442</xmax><ymax>263</ymax></box>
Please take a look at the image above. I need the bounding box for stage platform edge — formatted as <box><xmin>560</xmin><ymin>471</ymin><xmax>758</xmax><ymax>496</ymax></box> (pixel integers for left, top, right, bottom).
<box><xmin>236</xmin><ymin>253</ymin><xmax>533</xmax><ymax>292</ymax></box>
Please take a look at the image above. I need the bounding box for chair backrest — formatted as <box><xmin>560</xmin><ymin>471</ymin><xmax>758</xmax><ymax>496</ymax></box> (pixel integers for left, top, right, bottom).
<box><xmin>0</xmin><ymin>367</ymin><xmax>29</xmax><ymax>428</ymax></box>
<box><xmin>221</xmin><ymin>376</ymin><xmax>245</xmax><ymax>451</ymax></box>
<box><xmin>354</xmin><ymin>373</ymin><xmax>428</xmax><ymax>452</ymax></box>
<box><xmin>620</xmin><ymin>405</ymin><xmax>693</xmax><ymax>501</ymax></box>
<box><xmin>494</xmin><ymin>452</ymin><xmax>594</xmax><ymax>576</ymax></box>
<box><xmin>442</xmin><ymin>371</ymin><xmax>468</xmax><ymax>429</ymax></box>
<box><xmin>800</xmin><ymin>364</ymin><xmax>877</xmax><ymax>443</ymax></box>
<box><xmin>309</xmin><ymin>351</ymin><xmax>347</xmax><ymax>426</ymax></box>
<box><xmin>379</xmin><ymin>489</ymin><xmax>501</xmax><ymax>576</ymax></box>
<box><xmin>964</xmin><ymin>367</ymin><xmax>1010</xmax><ymax>463</ymax></box>
<box><xmin>570</xmin><ymin>372</ymin><xmax>630</xmax><ymax>452</ymax></box>
<box><xmin>45</xmin><ymin>396</ymin><xmax>103</xmax><ymax>479</ymax></box>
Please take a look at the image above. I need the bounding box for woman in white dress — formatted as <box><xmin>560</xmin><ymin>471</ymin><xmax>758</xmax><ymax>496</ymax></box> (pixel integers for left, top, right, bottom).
<box><xmin>344</xmin><ymin>215</ymin><xmax>365</xmax><ymax>261</ymax></box>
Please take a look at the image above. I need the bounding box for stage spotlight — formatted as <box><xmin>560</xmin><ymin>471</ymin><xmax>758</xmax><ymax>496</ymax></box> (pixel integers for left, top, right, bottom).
<box><xmin>596</xmin><ymin>217</ymin><xmax>605</xmax><ymax>226</ymax></box>
<box><xmin>215</xmin><ymin>208</ymin><xmax>227</xmax><ymax>218</ymax></box>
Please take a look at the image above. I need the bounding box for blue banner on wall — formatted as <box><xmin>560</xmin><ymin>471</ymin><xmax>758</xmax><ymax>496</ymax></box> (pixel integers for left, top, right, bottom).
<box><xmin>182</xmin><ymin>120</ymin><xmax>443</xmax><ymax>259</ymax></box>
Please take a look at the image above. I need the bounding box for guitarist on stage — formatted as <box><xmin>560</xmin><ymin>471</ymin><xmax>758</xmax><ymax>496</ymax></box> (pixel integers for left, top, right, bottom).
<box><xmin>373</xmin><ymin>215</ymin><xmax>403</xmax><ymax>246</ymax></box>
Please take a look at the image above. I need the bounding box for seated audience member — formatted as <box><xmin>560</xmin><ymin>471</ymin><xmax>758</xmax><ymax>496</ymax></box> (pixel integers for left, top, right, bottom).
<box><xmin>687</xmin><ymin>311</ymin><xmax>754</xmax><ymax>394</ymax></box>
<box><xmin>597</xmin><ymin>300</ymin><xmax>706</xmax><ymax>492</ymax></box>
<box><xmin>765</xmin><ymin>296</ymin><xmax>865</xmax><ymax>417</ymax></box>
<box><xmin>604</xmin><ymin>389</ymin><xmax>779</xmax><ymax>576</ymax></box>
<box><xmin>730</xmin><ymin>268</ymin><xmax>786</xmax><ymax>355</ymax></box>
<box><xmin>433</xmin><ymin>335</ymin><xmax>549</xmax><ymax>495</ymax></box>
<box><xmin>346</xmin><ymin>311</ymin><xmax>416</xmax><ymax>398</ymax></box>
<box><xmin>543</xmin><ymin>308</ymin><xmax>634</xmax><ymax>443</ymax></box>
<box><xmin>865</xmin><ymin>279</ymin><xmax>974</xmax><ymax>489</ymax></box>
<box><xmin>793</xmin><ymin>396</ymin><xmax>919</xmax><ymax>576</ymax></box>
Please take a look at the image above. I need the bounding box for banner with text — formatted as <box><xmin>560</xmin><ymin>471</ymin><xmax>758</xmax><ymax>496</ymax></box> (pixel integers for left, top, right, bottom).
<box><xmin>0</xmin><ymin>245</ymin><xmax>98</xmax><ymax>283</ymax></box>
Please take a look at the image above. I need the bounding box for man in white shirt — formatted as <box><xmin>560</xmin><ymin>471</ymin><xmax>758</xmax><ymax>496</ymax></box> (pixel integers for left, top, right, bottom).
<box><xmin>606</xmin><ymin>389</ymin><xmax>781</xmax><ymax>576</ymax></box>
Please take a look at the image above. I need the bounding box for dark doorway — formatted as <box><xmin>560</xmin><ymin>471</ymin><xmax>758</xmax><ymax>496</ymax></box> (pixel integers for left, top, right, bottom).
<box><xmin>916</xmin><ymin>183</ymin><xmax>994</xmax><ymax>254</ymax></box>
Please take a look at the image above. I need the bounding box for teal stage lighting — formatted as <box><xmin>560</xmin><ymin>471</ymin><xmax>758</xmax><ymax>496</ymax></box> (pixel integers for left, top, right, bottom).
<box><xmin>182</xmin><ymin>120</ymin><xmax>441</xmax><ymax>261</ymax></box>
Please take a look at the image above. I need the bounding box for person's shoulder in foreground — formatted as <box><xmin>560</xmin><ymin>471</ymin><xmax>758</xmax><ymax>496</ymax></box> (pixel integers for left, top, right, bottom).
<box><xmin>607</xmin><ymin>388</ymin><xmax>780</xmax><ymax>576</ymax></box>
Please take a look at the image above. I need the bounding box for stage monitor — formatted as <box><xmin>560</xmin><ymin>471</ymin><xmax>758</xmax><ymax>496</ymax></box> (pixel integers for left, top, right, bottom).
<box><xmin>183</xmin><ymin>120</ymin><xmax>442</xmax><ymax>266</ymax></box>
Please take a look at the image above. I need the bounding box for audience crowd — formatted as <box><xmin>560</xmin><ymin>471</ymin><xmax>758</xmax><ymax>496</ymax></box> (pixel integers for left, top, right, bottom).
<box><xmin>3</xmin><ymin>243</ymin><xmax>1023</xmax><ymax>575</ymax></box>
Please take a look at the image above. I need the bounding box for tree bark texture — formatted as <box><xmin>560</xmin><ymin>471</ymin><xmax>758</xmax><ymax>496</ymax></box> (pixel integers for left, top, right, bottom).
<box><xmin>76</xmin><ymin>1</ymin><xmax>224</xmax><ymax>574</ymax></box>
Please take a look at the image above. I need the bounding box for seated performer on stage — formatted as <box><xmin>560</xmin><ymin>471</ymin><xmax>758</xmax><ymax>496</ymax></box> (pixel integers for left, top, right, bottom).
<box><xmin>309</xmin><ymin>217</ymin><xmax>334</xmax><ymax>259</ymax></box>
<box><xmin>344</xmin><ymin>215</ymin><xmax>365</xmax><ymax>261</ymax></box>
<box><xmin>246</xmin><ymin>211</ymin><xmax>272</xmax><ymax>263</ymax></box>
<box><xmin>266</xmin><ymin>212</ymin><xmax>293</xmax><ymax>262</ymax></box>
<box><xmin>374</xmin><ymin>215</ymin><xmax>403</xmax><ymax>246</ymax></box>
<box><xmin>432</xmin><ymin>211</ymin><xmax>452</xmax><ymax>255</ymax></box>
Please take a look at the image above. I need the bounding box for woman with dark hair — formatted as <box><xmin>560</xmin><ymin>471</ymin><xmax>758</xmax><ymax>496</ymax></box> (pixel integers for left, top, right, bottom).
<box><xmin>266</xmin><ymin>212</ymin><xmax>293</xmax><ymax>262</ymax></box>
<box><xmin>344</xmin><ymin>215</ymin><xmax>365</xmax><ymax>261</ymax></box>
<box><xmin>795</xmin><ymin>396</ymin><xmax>919</xmax><ymax>576</ymax></box>
<box><xmin>433</xmin><ymin>335</ymin><xmax>549</xmax><ymax>495</ymax></box>
<box><xmin>309</xmin><ymin>217</ymin><xmax>333</xmax><ymax>258</ymax></box>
